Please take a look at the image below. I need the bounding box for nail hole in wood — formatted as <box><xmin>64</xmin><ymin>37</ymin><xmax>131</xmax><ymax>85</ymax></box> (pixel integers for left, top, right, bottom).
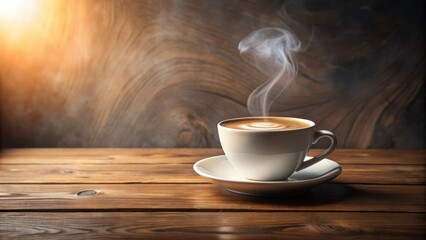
<box><xmin>77</xmin><ymin>190</ymin><xmax>97</xmax><ymax>196</ymax></box>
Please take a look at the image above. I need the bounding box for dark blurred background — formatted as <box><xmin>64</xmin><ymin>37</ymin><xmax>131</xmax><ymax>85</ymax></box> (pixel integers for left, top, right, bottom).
<box><xmin>0</xmin><ymin>0</ymin><xmax>424</xmax><ymax>148</ymax></box>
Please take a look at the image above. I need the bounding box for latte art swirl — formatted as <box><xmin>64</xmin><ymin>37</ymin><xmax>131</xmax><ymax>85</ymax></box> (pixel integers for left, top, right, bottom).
<box><xmin>240</xmin><ymin>122</ymin><xmax>289</xmax><ymax>130</ymax></box>
<box><xmin>221</xmin><ymin>117</ymin><xmax>312</xmax><ymax>131</ymax></box>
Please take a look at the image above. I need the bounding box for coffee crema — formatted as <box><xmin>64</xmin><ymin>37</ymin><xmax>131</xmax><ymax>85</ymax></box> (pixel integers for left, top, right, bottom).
<box><xmin>221</xmin><ymin>118</ymin><xmax>311</xmax><ymax>131</ymax></box>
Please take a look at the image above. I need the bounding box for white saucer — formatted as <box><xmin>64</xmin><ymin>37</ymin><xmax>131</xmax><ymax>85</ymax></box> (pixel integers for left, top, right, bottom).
<box><xmin>193</xmin><ymin>155</ymin><xmax>342</xmax><ymax>196</ymax></box>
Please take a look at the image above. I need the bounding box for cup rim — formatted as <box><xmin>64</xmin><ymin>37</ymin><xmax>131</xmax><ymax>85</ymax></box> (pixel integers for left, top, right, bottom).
<box><xmin>218</xmin><ymin>116</ymin><xmax>315</xmax><ymax>132</ymax></box>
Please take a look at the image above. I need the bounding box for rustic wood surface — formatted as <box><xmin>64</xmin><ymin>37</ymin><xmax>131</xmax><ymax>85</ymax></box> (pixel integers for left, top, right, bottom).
<box><xmin>1</xmin><ymin>212</ymin><xmax>424</xmax><ymax>240</ymax></box>
<box><xmin>1</xmin><ymin>184</ymin><xmax>425</xmax><ymax>213</ymax></box>
<box><xmin>0</xmin><ymin>163</ymin><xmax>424</xmax><ymax>184</ymax></box>
<box><xmin>1</xmin><ymin>149</ymin><xmax>425</xmax><ymax>184</ymax></box>
<box><xmin>0</xmin><ymin>149</ymin><xmax>425</xmax><ymax>239</ymax></box>
<box><xmin>0</xmin><ymin>0</ymin><xmax>424</xmax><ymax>149</ymax></box>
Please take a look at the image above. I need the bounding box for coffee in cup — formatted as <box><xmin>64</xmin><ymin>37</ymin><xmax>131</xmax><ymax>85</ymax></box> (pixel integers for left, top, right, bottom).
<box><xmin>218</xmin><ymin>116</ymin><xmax>337</xmax><ymax>181</ymax></box>
<box><xmin>221</xmin><ymin>117</ymin><xmax>311</xmax><ymax>131</ymax></box>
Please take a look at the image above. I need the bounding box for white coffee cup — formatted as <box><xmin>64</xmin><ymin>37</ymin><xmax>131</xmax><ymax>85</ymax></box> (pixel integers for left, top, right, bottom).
<box><xmin>218</xmin><ymin>116</ymin><xmax>337</xmax><ymax>181</ymax></box>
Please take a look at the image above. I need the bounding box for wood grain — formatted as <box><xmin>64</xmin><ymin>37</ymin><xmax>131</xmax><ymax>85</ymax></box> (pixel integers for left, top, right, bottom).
<box><xmin>1</xmin><ymin>212</ymin><xmax>424</xmax><ymax>240</ymax></box>
<box><xmin>1</xmin><ymin>149</ymin><xmax>424</xmax><ymax>184</ymax></box>
<box><xmin>0</xmin><ymin>149</ymin><xmax>424</xmax><ymax>239</ymax></box>
<box><xmin>0</xmin><ymin>0</ymin><xmax>424</xmax><ymax>148</ymax></box>
<box><xmin>1</xmin><ymin>184</ymin><xmax>424</xmax><ymax>212</ymax></box>
<box><xmin>0</xmin><ymin>148</ymin><xmax>224</xmax><ymax>164</ymax></box>
<box><xmin>1</xmin><ymin>149</ymin><xmax>425</xmax><ymax>164</ymax></box>
<box><xmin>0</xmin><ymin>162</ymin><xmax>424</xmax><ymax>185</ymax></box>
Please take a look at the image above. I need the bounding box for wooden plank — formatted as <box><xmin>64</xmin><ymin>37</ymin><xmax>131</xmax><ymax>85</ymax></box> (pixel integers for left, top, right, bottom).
<box><xmin>0</xmin><ymin>162</ymin><xmax>424</xmax><ymax>185</ymax></box>
<box><xmin>0</xmin><ymin>184</ymin><xmax>424</xmax><ymax>212</ymax></box>
<box><xmin>328</xmin><ymin>149</ymin><xmax>426</xmax><ymax>165</ymax></box>
<box><xmin>0</xmin><ymin>148</ymin><xmax>224</xmax><ymax>164</ymax></box>
<box><xmin>0</xmin><ymin>212</ymin><xmax>424</xmax><ymax>240</ymax></box>
<box><xmin>1</xmin><ymin>149</ymin><xmax>424</xmax><ymax>165</ymax></box>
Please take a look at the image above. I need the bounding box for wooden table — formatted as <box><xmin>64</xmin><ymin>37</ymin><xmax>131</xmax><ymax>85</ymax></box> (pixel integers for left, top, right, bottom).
<box><xmin>0</xmin><ymin>149</ymin><xmax>425</xmax><ymax>239</ymax></box>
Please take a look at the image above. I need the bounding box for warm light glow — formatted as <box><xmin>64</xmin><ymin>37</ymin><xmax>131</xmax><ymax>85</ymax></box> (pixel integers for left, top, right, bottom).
<box><xmin>0</xmin><ymin>0</ymin><xmax>90</xmax><ymax>66</ymax></box>
<box><xmin>0</xmin><ymin>0</ymin><xmax>39</xmax><ymax>24</ymax></box>
<box><xmin>0</xmin><ymin>0</ymin><xmax>44</xmax><ymax>49</ymax></box>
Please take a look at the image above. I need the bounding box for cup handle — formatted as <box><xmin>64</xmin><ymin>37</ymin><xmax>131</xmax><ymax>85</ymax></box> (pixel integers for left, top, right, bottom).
<box><xmin>296</xmin><ymin>130</ymin><xmax>337</xmax><ymax>171</ymax></box>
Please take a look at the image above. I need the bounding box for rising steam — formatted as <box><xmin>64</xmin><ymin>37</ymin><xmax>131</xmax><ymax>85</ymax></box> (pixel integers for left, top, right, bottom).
<box><xmin>239</xmin><ymin>27</ymin><xmax>301</xmax><ymax>116</ymax></box>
